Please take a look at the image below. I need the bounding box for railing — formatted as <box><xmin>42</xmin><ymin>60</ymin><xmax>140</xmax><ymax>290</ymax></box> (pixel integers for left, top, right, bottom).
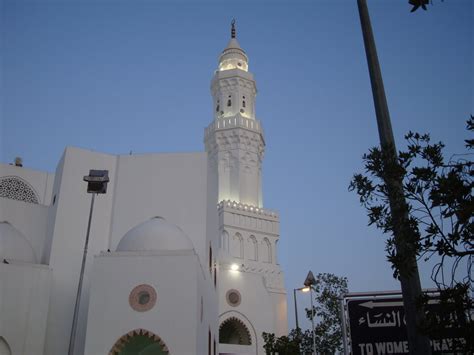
<box><xmin>205</xmin><ymin>115</ymin><xmax>263</xmax><ymax>137</ymax></box>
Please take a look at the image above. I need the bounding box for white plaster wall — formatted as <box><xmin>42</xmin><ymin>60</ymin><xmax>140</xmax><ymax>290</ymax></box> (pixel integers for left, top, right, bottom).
<box><xmin>0</xmin><ymin>163</ymin><xmax>54</xmax><ymax>206</ymax></box>
<box><xmin>0</xmin><ymin>197</ymin><xmax>49</xmax><ymax>263</ymax></box>
<box><xmin>270</xmin><ymin>292</ymin><xmax>288</xmax><ymax>337</ymax></box>
<box><xmin>218</xmin><ymin>269</ymin><xmax>277</xmax><ymax>355</ymax></box>
<box><xmin>0</xmin><ymin>262</ymin><xmax>51</xmax><ymax>355</ymax></box>
<box><xmin>43</xmin><ymin>147</ymin><xmax>117</xmax><ymax>355</ymax></box>
<box><xmin>109</xmin><ymin>152</ymin><xmax>208</xmax><ymax>265</ymax></box>
<box><xmin>85</xmin><ymin>252</ymin><xmax>203</xmax><ymax>355</ymax></box>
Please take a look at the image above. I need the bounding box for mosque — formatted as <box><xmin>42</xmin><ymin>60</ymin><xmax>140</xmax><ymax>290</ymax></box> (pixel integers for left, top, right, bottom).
<box><xmin>0</xmin><ymin>23</ymin><xmax>287</xmax><ymax>355</ymax></box>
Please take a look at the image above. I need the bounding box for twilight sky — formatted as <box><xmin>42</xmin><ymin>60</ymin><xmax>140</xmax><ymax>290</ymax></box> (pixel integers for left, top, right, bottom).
<box><xmin>1</xmin><ymin>0</ymin><xmax>472</xmax><ymax>331</ymax></box>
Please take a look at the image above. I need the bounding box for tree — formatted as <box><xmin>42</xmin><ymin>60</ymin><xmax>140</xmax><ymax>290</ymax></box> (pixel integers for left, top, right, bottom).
<box><xmin>349</xmin><ymin>117</ymin><xmax>473</xmax><ymax>352</ymax></box>
<box><xmin>262</xmin><ymin>273</ymin><xmax>348</xmax><ymax>355</ymax></box>
<box><xmin>262</xmin><ymin>329</ymin><xmax>302</xmax><ymax>355</ymax></box>
<box><xmin>305</xmin><ymin>273</ymin><xmax>349</xmax><ymax>355</ymax></box>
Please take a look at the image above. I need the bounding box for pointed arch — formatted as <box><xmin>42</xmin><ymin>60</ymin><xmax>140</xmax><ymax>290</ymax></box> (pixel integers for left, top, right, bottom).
<box><xmin>221</xmin><ymin>230</ymin><xmax>229</xmax><ymax>252</ymax></box>
<box><xmin>219</xmin><ymin>317</ymin><xmax>252</xmax><ymax>345</ymax></box>
<box><xmin>262</xmin><ymin>237</ymin><xmax>272</xmax><ymax>263</ymax></box>
<box><xmin>109</xmin><ymin>329</ymin><xmax>169</xmax><ymax>355</ymax></box>
<box><xmin>247</xmin><ymin>235</ymin><xmax>258</xmax><ymax>261</ymax></box>
<box><xmin>231</xmin><ymin>233</ymin><xmax>243</xmax><ymax>258</ymax></box>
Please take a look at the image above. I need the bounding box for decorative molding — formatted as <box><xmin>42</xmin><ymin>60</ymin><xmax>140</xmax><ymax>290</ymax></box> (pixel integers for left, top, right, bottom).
<box><xmin>128</xmin><ymin>284</ymin><xmax>157</xmax><ymax>312</ymax></box>
<box><xmin>218</xmin><ymin>200</ymin><xmax>278</xmax><ymax>220</ymax></box>
<box><xmin>109</xmin><ymin>328</ymin><xmax>169</xmax><ymax>355</ymax></box>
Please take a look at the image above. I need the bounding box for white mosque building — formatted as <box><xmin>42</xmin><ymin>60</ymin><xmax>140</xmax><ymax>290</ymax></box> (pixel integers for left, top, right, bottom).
<box><xmin>0</xmin><ymin>23</ymin><xmax>287</xmax><ymax>355</ymax></box>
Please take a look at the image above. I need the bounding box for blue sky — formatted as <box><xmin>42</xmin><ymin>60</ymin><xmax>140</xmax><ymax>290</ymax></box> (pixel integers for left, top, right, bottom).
<box><xmin>1</xmin><ymin>0</ymin><xmax>472</xmax><ymax>330</ymax></box>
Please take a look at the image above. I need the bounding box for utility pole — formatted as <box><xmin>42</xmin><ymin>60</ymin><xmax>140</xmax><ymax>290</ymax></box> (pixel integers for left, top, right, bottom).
<box><xmin>356</xmin><ymin>0</ymin><xmax>432</xmax><ymax>354</ymax></box>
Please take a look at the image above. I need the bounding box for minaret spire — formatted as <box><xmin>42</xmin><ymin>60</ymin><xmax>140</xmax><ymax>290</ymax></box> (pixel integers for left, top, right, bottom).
<box><xmin>231</xmin><ymin>19</ymin><xmax>236</xmax><ymax>38</ymax></box>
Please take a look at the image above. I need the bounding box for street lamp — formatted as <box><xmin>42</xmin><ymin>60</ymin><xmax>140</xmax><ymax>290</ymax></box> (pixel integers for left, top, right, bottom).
<box><xmin>68</xmin><ymin>170</ymin><xmax>109</xmax><ymax>355</ymax></box>
<box><xmin>293</xmin><ymin>287</ymin><xmax>309</xmax><ymax>331</ymax></box>
<box><xmin>293</xmin><ymin>286</ymin><xmax>310</xmax><ymax>355</ymax></box>
<box><xmin>304</xmin><ymin>270</ymin><xmax>317</xmax><ymax>355</ymax></box>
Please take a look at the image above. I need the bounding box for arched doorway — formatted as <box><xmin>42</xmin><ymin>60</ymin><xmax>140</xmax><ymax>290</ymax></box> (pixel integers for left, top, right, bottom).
<box><xmin>219</xmin><ymin>317</ymin><xmax>252</xmax><ymax>345</ymax></box>
<box><xmin>109</xmin><ymin>329</ymin><xmax>169</xmax><ymax>355</ymax></box>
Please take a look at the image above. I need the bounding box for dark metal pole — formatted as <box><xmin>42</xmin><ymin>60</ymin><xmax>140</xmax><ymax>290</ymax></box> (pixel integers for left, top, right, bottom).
<box><xmin>68</xmin><ymin>193</ymin><xmax>96</xmax><ymax>355</ymax></box>
<box><xmin>294</xmin><ymin>288</ymin><xmax>300</xmax><ymax>331</ymax></box>
<box><xmin>356</xmin><ymin>0</ymin><xmax>432</xmax><ymax>354</ymax></box>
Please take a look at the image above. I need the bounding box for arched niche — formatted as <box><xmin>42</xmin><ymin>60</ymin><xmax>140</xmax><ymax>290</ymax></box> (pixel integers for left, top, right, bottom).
<box><xmin>231</xmin><ymin>232</ymin><xmax>243</xmax><ymax>258</ymax></box>
<box><xmin>262</xmin><ymin>237</ymin><xmax>272</xmax><ymax>263</ymax></box>
<box><xmin>221</xmin><ymin>230</ymin><xmax>229</xmax><ymax>252</ymax></box>
<box><xmin>246</xmin><ymin>235</ymin><xmax>257</xmax><ymax>261</ymax></box>
<box><xmin>109</xmin><ymin>329</ymin><xmax>169</xmax><ymax>355</ymax></box>
<box><xmin>219</xmin><ymin>317</ymin><xmax>252</xmax><ymax>345</ymax></box>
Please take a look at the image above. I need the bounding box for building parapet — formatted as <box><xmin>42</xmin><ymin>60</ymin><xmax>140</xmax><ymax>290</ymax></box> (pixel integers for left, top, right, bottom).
<box><xmin>218</xmin><ymin>199</ymin><xmax>278</xmax><ymax>220</ymax></box>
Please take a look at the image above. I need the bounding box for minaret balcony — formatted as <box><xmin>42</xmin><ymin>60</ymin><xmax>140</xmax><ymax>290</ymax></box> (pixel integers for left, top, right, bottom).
<box><xmin>204</xmin><ymin>114</ymin><xmax>263</xmax><ymax>138</ymax></box>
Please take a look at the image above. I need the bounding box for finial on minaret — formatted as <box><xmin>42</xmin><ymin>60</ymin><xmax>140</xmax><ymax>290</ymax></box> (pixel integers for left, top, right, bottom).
<box><xmin>231</xmin><ymin>19</ymin><xmax>236</xmax><ymax>38</ymax></box>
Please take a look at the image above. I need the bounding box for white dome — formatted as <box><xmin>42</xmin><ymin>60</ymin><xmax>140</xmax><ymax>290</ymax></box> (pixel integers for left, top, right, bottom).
<box><xmin>0</xmin><ymin>222</ymin><xmax>37</xmax><ymax>263</ymax></box>
<box><xmin>116</xmin><ymin>217</ymin><xmax>194</xmax><ymax>252</ymax></box>
<box><xmin>218</xmin><ymin>38</ymin><xmax>249</xmax><ymax>72</ymax></box>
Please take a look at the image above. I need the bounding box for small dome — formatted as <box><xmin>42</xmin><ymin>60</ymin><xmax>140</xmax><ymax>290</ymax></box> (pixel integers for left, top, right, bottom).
<box><xmin>0</xmin><ymin>221</ymin><xmax>37</xmax><ymax>263</ymax></box>
<box><xmin>116</xmin><ymin>217</ymin><xmax>194</xmax><ymax>252</ymax></box>
<box><xmin>218</xmin><ymin>21</ymin><xmax>248</xmax><ymax>72</ymax></box>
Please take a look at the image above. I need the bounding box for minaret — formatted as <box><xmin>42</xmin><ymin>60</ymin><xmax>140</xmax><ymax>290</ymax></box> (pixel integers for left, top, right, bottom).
<box><xmin>205</xmin><ymin>23</ymin><xmax>287</xmax><ymax>353</ymax></box>
<box><xmin>204</xmin><ymin>20</ymin><xmax>264</xmax><ymax>207</ymax></box>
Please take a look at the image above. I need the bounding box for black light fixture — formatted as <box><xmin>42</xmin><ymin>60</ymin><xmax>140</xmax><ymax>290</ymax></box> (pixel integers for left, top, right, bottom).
<box><xmin>83</xmin><ymin>170</ymin><xmax>109</xmax><ymax>194</ymax></box>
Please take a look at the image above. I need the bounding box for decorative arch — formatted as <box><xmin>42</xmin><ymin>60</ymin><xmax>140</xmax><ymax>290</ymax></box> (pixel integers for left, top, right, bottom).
<box><xmin>219</xmin><ymin>317</ymin><xmax>252</xmax><ymax>345</ymax></box>
<box><xmin>0</xmin><ymin>337</ymin><xmax>12</xmax><ymax>355</ymax></box>
<box><xmin>221</xmin><ymin>230</ymin><xmax>229</xmax><ymax>252</ymax></box>
<box><xmin>231</xmin><ymin>233</ymin><xmax>243</xmax><ymax>258</ymax></box>
<box><xmin>247</xmin><ymin>235</ymin><xmax>258</xmax><ymax>261</ymax></box>
<box><xmin>262</xmin><ymin>237</ymin><xmax>272</xmax><ymax>263</ymax></box>
<box><xmin>109</xmin><ymin>329</ymin><xmax>169</xmax><ymax>355</ymax></box>
<box><xmin>0</xmin><ymin>176</ymin><xmax>39</xmax><ymax>204</ymax></box>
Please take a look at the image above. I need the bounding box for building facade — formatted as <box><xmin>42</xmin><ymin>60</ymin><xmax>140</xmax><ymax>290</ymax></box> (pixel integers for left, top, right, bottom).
<box><xmin>0</xmin><ymin>24</ymin><xmax>287</xmax><ymax>355</ymax></box>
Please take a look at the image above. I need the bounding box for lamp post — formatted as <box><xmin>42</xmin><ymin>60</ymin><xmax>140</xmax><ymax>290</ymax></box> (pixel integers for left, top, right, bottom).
<box><xmin>293</xmin><ymin>286</ymin><xmax>311</xmax><ymax>354</ymax></box>
<box><xmin>68</xmin><ymin>170</ymin><xmax>109</xmax><ymax>355</ymax></box>
<box><xmin>304</xmin><ymin>271</ymin><xmax>317</xmax><ymax>355</ymax></box>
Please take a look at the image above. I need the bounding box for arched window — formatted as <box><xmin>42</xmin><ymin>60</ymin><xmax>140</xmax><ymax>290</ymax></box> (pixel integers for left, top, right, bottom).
<box><xmin>242</xmin><ymin>96</ymin><xmax>246</xmax><ymax>108</ymax></box>
<box><xmin>263</xmin><ymin>238</ymin><xmax>272</xmax><ymax>263</ymax></box>
<box><xmin>109</xmin><ymin>329</ymin><xmax>169</xmax><ymax>355</ymax></box>
<box><xmin>231</xmin><ymin>233</ymin><xmax>243</xmax><ymax>258</ymax></box>
<box><xmin>0</xmin><ymin>176</ymin><xmax>39</xmax><ymax>204</ymax></box>
<box><xmin>216</xmin><ymin>101</ymin><xmax>220</xmax><ymax>112</ymax></box>
<box><xmin>219</xmin><ymin>317</ymin><xmax>252</xmax><ymax>345</ymax></box>
<box><xmin>227</xmin><ymin>95</ymin><xmax>232</xmax><ymax>107</ymax></box>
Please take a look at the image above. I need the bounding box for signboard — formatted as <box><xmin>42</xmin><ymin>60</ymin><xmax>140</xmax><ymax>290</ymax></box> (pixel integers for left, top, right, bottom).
<box><xmin>346</xmin><ymin>296</ymin><xmax>465</xmax><ymax>355</ymax></box>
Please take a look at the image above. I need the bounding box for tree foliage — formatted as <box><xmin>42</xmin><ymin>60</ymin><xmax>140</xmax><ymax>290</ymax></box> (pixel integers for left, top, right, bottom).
<box><xmin>349</xmin><ymin>118</ymin><xmax>472</xmax><ymax>287</ymax></box>
<box><xmin>349</xmin><ymin>117</ymin><xmax>473</xmax><ymax>352</ymax></box>
<box><xmin>305</xmin><ymin>273</ymin><xmax>348</xmax><ymax>354</ymax></box>
<box><xmin>262</xmin><ymin>273</ymin><xmax>348</xmax><ymax>355</ymax></box>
